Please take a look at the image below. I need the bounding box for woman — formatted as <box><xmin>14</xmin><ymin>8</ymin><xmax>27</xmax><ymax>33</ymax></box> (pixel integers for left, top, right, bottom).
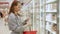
<box><xmin>8</xmin><ymin>1</ymin><xmax>31</xmax><ymax>34</ymax></box>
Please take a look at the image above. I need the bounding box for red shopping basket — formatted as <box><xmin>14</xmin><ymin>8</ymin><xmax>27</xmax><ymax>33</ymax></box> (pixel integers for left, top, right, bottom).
<box><xmin>23</xmin><ymin>31</ymin><xmax>37</xmax><ymax>34</ymax></box>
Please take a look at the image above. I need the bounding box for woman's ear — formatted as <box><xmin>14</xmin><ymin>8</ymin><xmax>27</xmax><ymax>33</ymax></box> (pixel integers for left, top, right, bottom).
<box><xmin>21</xmin><ymin>3</ymin><xmax>24</xmax><ymax>5</ymax></box>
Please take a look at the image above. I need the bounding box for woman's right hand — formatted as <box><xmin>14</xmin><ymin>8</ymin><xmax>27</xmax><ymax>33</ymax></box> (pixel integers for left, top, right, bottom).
<box><xmin>23</xmin><ymin>22</ymin><xmax>31</xmax><ymax>28</ymax></box>
<box><xmin>27</xmin><ymin>22</ymin><xmax>32</xmax><ymax>26</ymax></box>
<box><xmin>23</xmin><ymin>17</ymin><xmax>32</xmax><ymax>27</ymax></box>
<box><xmin>25</xmin><ymin>17</ymin><xmax>30</xmax><ymax>22</ymax></box>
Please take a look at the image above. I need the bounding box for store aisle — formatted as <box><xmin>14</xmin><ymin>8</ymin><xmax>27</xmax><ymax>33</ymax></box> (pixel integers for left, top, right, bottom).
<box><xmin>0</xmin><ymin>18</ymin><xmax>11</xmax><ymax>34</ymax></box>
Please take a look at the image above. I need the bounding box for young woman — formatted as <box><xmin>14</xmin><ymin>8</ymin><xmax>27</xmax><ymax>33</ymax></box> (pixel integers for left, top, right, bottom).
<box><xmin>8</xmin><ymin>1</ymin><xmax>31</xmax><ymax>34</ymax></box>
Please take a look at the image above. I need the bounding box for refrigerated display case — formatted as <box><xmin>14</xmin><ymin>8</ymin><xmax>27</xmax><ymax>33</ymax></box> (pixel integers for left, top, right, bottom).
<box><xmin>22</xmin><ymin>0</ymin><xmax>40</xmax><ymax>34</ymax></box>
<box><xmin>0</xmin><ymin>0</ymin><xmax>60</xmax><ymax>34</ymax></box>
<box><xmin>40</xmin><ymin>0</ymin><xmax>58</xmax><ymax>34</ymax></box>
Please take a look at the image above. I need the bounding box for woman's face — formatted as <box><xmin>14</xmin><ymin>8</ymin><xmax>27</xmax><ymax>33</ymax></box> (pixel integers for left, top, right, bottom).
<box><xmin>14</xmin><ymin>3</ymin><xmax>21</xmax><ymax>12</ymax></box>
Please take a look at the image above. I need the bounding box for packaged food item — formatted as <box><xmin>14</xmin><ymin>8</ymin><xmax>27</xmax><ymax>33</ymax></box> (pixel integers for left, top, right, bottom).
<box><xmin>52</xmin><ymin>24</ymin><xmax>57</xmax><ymax>31</ymax></box>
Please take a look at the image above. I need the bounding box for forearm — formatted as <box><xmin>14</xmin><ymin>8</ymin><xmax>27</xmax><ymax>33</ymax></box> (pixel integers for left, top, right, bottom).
<box><xmin>23</xmin><ymin>24</ymin><xmax>29</xmax><ymax>28</ymax></box>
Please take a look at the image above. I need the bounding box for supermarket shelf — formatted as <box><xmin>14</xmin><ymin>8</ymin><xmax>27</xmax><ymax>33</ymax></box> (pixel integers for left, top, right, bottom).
<box><xmin>41</xmin><ymin>10</ymin><xmax>57</xmax><ymax>13</ymax></box>
<box><xmin>46</xmin><ymin>27</ymin><xmax>56</xmax><ymax>34</ymax></box>
<box><xmin>40</xmin><ymin>24</ymin><xmax>56</xmax><ymax>34</ymax></box>
<box><xmin>46</xmin><ymin>10</ymin><xmax>57</xmax><ymax>12</ymax></box>
<box><xmin>46</xmin><ymin>19</ymin><xmax>57</xmax><ymax>24</ymax></box>
<box><xmin>42</xmin><ymin>12</ymin><xmax>57</xmax><ymax>13</ymax></box>
<box><xmin>46</xmin><ymin>0</ymin><xmax>57</xmax><ymax>4</ymax></box>
<box><xmin>41</xmin><ymin>0</ymin><xmax>57</xmax><ymax>7</ymax></box>
<box><xmin>40</xmin><ymin>0</ymin><xmax>58</xmax><ymax>34</ymax></box>
<box><xmin>41</xmin><ymin>18</ymin><xmax>57</xmax><ymax>24</ymax></box>
<box><xmin>41</xmin><ymin>12</ymin><xmax>57</xmax><ymax>13</ymax></box>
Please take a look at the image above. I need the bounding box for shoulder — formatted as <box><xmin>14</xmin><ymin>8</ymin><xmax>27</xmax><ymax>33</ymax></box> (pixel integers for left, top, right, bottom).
<box><xmin>8</xmin><ymin>13</ymin><xmax>15</xmax><ymax>19</ymax></box>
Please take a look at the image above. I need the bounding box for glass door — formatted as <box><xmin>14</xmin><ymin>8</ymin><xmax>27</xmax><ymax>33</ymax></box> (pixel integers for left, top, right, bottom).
<box><xmin>21</xmin><ymin>0</ymin><xmax>40</xmax><ymax>34</ymax></box>
<box><xmin>40</xmin><ymin>0</ymin><xmax>58</xmax><ymax>34</ymax></box>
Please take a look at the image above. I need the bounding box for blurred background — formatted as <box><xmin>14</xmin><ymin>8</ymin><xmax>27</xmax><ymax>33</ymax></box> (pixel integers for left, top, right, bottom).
<box><xmin>0</xmin><ymin>0</ymin><xmax>60</xmax><ymax>34</ymax></box>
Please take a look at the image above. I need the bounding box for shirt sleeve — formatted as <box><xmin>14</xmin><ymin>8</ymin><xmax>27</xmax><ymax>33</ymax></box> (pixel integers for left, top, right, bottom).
<box><xmin>8</xmin><ymin>14</ymin><xmax>28</xmax><ymax>32</ymax></box>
